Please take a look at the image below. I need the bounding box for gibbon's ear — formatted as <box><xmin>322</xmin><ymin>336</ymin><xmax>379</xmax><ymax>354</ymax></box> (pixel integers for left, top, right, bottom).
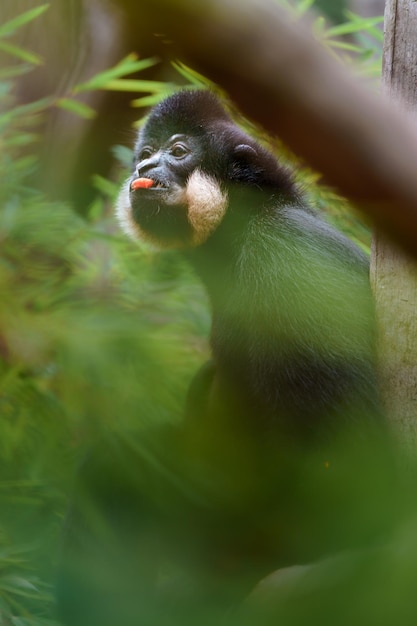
<box><xmin>233</xmin><ymin>143</ymin><xmax>258</xmax><ymax>161</ymax></box>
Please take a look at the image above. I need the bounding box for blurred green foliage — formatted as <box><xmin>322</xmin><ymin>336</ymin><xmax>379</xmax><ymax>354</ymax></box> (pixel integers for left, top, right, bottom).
<box><xmin>315</xmin><ymin>0</ymin><xmax>348</xmax><ymax>22</ymax></box>
<box><xmin>1</xmin><ymin>2</ymin><xmax>415</xmax><ymax>626</ymax></box>
<box><xmin>0</xmin><ymin>6</ymin><xmax>211</xmax><ymax>623</ymax></box>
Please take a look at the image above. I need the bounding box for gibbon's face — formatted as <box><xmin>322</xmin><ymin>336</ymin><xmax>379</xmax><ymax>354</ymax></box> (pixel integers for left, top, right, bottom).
<box><xmin>116</xmin><ymin>131</ymin><xmax>228</xmax><ymax>248</ymax></box>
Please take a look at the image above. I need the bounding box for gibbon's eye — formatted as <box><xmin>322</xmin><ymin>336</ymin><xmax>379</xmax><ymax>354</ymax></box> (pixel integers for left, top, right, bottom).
<box><xmin>170</xmin><ymin>143</ymin><xmax>189</xmax><ymax>158</ymax></box>
<box><xmin>139</xmin><ymin>147</ymin><xmax>154</xmax><ymax>160</ymax></box>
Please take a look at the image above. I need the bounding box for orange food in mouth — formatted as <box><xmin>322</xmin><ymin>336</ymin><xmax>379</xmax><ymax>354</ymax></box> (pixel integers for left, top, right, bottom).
<box><xmin>131</xmin><ymin>178</ymin><xmax>154</xmax><ymax>190</ymax></box>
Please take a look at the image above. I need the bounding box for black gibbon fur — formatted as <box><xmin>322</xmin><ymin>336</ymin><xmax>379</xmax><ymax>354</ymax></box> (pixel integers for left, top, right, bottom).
<box><xmin>58</xmin><ymin>90</ymin><xmax>388</xmax><ymax>626</ymax></box>
<box><xmin>117</xmin><ymin>89</ymin><xmax>380</xmax><ymax>440</ymax></box>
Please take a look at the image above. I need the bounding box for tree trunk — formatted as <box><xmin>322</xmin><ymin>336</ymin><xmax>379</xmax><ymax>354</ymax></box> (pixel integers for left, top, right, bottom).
<box><xmin>371</xmin><ymin>0</ymin><xmax>417</xmax><ymax>446</ymax></box>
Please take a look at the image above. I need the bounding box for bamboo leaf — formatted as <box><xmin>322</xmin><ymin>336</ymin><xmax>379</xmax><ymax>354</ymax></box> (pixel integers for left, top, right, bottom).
<box><xmin>92</xmin><ymin>175</ymin><xmax>118</xmax><ymax>198</ymax></box>
<box><xmin>355</xmin><ymin>23</ymin><xmax>384</xmax><ymax>43</ymax></box>
<box><xmin>131</xmin><ymin>94</ymin><xmax>171</xmax><ymax>108</ymax></box>
<box><xmin>0</xmin><ymin>64</ymin><xmax>34</xmax><ymax>80</ymax></box>
<box><xmin>0</xmin><ymin>40</ymin><xmax>43</xmax><ymax>64</ymax></box>
<box><xmin>101</xmin><ymin>79</ymin><xmax>174</xmax><ymax>93</ymax></box>
<box><xmin>327</xmin><ymin>40</ymin><xmax>365</xmax><ymax>53</ymax></box>
<box><xmin>325</xmin><ymin>16</ymin><xmax>384</xmax><ymax>38</ymax></box>
<box><xmin>56</xmin><ymin>98</ymin><xmax>96</xmax><ymax>119</ymax></box>
<box><xmin>0</xmin><ymin>81</ymin><xmax>12</xmax><ymax>97</ymax></box>
<box><xmin>313</xmin><ymin>16</ymin><xmax>326</xmax><ymax>37</ymax></box>
<box><xmin>358</xmin><ymin>48</ymin><xmax>375</xmax><ymax>62</ymax></box>
<box><xmin>74</xmin><ymin>55</ymin><xmax>159</xmax><ymax>93</ymax></box>
<box><xmin>0</xmin><ymin>97</ymin><xmax>53</xmax><ymax>127</ymax></box>
<box><xmin>111</xmin><ymin>145</ymin><xmax>134</xmax><ymax>169</ymax></box>
<box><xmin>4</xmin><ymin>133</ymin><xmax>39</xmax><ymax>148</ymax></box>
<box><xmin>13</xmin><ymin>155</ymin><xmax>38</xmax><ymax>172</ymax></box>
<box><xmin>296</xmin><ymin>0</ymin><xmax>315</xmax><ymax>15</ymax></box>
<box><xmin>172</xmin><ymin>61</ymin><xmax>214</xmax><ymax>87</ymax></box>
<box><xmin>0</xmin><ymin>4</ymin><xmax>49</xmax><ymax>38</ymax></box>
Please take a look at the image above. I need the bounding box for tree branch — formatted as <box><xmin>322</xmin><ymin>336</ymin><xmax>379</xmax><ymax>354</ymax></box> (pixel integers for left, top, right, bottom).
<box><xmin>129</xmin><ymin>0</ymin><xmax>417</xmax><ymax>253</ymax></box>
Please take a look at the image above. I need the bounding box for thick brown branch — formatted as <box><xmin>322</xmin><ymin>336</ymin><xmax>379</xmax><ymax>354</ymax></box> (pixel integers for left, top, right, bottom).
<box><xmin>128</xmin><ymin>0</ymin><xmax>417</xmax><ymax>253</ymax></box>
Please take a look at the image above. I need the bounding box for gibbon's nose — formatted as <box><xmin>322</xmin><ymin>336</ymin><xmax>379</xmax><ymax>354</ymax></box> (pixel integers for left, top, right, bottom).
<box><xmin>136</xmin><ymin>152</ymin><xmax>161</xmax><ymax>176</ymax></box>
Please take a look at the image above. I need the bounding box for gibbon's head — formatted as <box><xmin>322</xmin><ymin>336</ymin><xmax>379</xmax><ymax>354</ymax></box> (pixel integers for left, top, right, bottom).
<box><xmin>116</xmin><ymin>89</ymin><xmax>284</xmax><ymax>248</ymax></box>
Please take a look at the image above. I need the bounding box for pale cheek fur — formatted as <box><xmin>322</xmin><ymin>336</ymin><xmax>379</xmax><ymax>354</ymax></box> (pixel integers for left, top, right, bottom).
<box><xmin>186</xmin><ymin>170</ymin><xmax>228</xmax><ymax>246</ymax></box>
<box><xmin>115</xmin><ymin>179</ymin><xmax>144</xmax><ymax>241</ymax></box>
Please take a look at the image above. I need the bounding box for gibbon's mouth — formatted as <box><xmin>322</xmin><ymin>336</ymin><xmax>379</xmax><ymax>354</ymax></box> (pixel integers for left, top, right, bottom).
<box><xmin>130</xmin><ymin>177</ymin><xmax>168</xmax><ymax>191</ymax></box>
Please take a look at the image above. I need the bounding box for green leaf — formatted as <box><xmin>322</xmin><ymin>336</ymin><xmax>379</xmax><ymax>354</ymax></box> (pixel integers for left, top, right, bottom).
<box><xmin>56</xmin><ymin>98</ymin><xmax>96</xmax><ymax>119</ymax></box>
<box><xmin>13</xmin><ymin>155</ymin><xmax>38</xmax><ymax>172</ymax></box>
<box><xmin>74</xmin><ymin>54</ymin><xmax>159</xmax><ymax>93</ymax></box>
<box><xmin>0</xmin><ymin>40</ymin><xmax>43</xmax><ymax>64</ymax></box>
<box><xmin>0</xmin><ymin>4</ymin><xmax>49</xmax><ymax>39</ymax></box>
<box><xmin>1</xmin><ymin>575</ymin><xmax>38</xmax><ymax>592</ymax></box>
<box><xmin>358</xmin><ymin>48</ymin><xmax>375</xmax><ymax>62</ymax></box>
<box><xmin>92</xmin><ymin>175</ymin><xmax>118</xmax><ymax>198</ymax></box>
<box><xmin>326</xmin><ymin>40</ymin><xmax>365</xmax><ymax>53</ymax></box>
<box><xmin>325</xmin><ymin>16</ymin><xmax>384</xmax><ymax>38</ymax></box>
<box><xmin>112</xmin><ymin>145</ymin><xmax>134</xmax><ymax>169</ymax></box>
<box><xmin>0</xmin><ymin>81</ymin><xmax>12</xmax><ymax>98</ymax></box>
<box><xmin>0</xmin><ymin>64</ymin><xmax>34</xmax><ymax>80</ymax></box>
<box><xmin>131</xmin><ymin>94</ymin><xmax>171</xmax><ymax>108</ymax></box>
<box><xmin>296</xmin><ymin>0</ymin><xmax>315</xmax><ymax>15</ymax></box>
<box><xmin>172</xmin><ymin>62</ymin><xmax>215</xmax><ymax>87</ymax></box>
<box><xmin>0</xmin><ymin>96</ymin><xmax>53</xmax><ymax>127</ymax></box>
<box><xmin>87</xmin><ymin>198</ymin><xmax>106</xmax><ymax>222</ymax></box>
<box><xmin>355</xmin><ymin>59</ymin><xmax>382</xmax><ymax>77</ymax></box>
<box><xmin>313</xmin><ymin>16</ymin><xmax>326</xmax><ymax>37</ymax></box>
<box><xmin>4</xmin><ymin>133</ymin><xmax>39</xmax><ymax>148</ymax></box>
<box><xmin>367</xmin><ymin>27</ymin><xmax>384</xmax><ymax>43</ymax></box>
<box><xmin>355</xmin><ymin>24</ymin><xmax>384</xmax><ymax>43</ymax></box>
<box><xmin>101</xmin><ymin>79</ymin><xmax>174</xmax><ymax>93</ymax></box>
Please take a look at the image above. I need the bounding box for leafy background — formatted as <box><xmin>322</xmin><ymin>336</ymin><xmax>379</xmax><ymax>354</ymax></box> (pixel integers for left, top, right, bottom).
<box><xmin>2</xmin><ymin>2</ymin><xmax>415</xmax><ymax>625</ymax></box>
